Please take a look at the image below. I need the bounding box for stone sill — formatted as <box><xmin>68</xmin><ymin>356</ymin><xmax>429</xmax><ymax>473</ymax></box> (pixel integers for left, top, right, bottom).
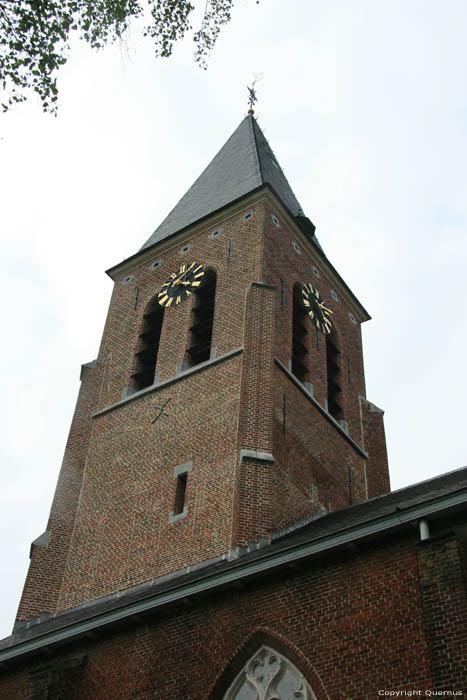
<box><xmin>93</xmin><ymin>347</ymin><xmax>243</xmax><ymax>419</ymax></box>
<box><xmin>274</xmin><ymin>357</ymin><xmax>368</xmax><ymax>459</ymax></box>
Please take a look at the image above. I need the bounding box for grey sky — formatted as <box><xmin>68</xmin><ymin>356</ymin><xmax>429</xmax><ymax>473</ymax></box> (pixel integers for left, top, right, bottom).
<box><xmin>1</xmin><ymin>0</ymin><xmax>467</xmax><ymax>639</ymax></box>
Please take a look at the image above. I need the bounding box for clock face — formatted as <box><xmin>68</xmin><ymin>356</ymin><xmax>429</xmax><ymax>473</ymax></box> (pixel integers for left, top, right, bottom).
<box><xmin>302</xmin><ymin>283</ymin><xmax>333</xmax><ymax>334</ymax></box>
<box><xmin>158</xmin><ymin>263</ymin><xmax>205</xmax><ymax>307</ymax></box>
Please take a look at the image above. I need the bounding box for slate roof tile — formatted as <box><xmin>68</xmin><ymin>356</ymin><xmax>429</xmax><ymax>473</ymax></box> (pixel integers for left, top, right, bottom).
<box><xmin>141</xmin><ymin>115</ymin><xmax>308</xmax><ymax>250</ymax></box>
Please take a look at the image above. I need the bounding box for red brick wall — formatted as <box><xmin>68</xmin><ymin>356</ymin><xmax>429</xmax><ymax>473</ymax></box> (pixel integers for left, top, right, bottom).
<box><xmin>3</xmin><ymin>531</ymin><xmax>445</xmax><ymax>700</ymax></box>
<box><xmin>16</xmin><ymin>357</ymin><xmax>107</xmax><ymax>623</ymax></box>
<box><xmin>56</xmin><ymin>355</ymin><xmax>243</xmax><ymax>611</ymax></box>
<box><xmin>262</xmin><ymin>202</ymin><xmax>367</xmax><ymax>443</ymax></box>
<box><xmin>272</xmin><ymin>371</ymin><xmax>368</xmax><ymax>527</ymax></box>
<box><xmin>233</xmin><ymin>456</ymin><xmax>275</xmax><ymax>547</ymax></box>
<box><xmin>418</xmin><ymin>531</ymin><xmax>467</xmax><ymax>691</ymax></box>
<box><xmin>360</xmin><ymin>397</ymin><xmax>391</xmax><ymax>498</ymax></box>
<box><xmin>238</xmin><ymin>282</ymin><xmax>276</xmax><ymax>456</ymax></box>
<box><xmin>17</xmin><ymin>201</ymin><xmax>268</xmax><ymax>618</ymax></box>
<box><xmin>260</xmin><ymin>201</ymin><xmax>390</xmax><ymax>526</ymax></box>
<box><xmin>95</xmin><ymin>203</ymin><xmax>265</xmax><ymax>408</ymax></box>
<box><xmin>15</xmin><ymin>193</ymin><xmax>389</xmax><ymax>622</ymax></box>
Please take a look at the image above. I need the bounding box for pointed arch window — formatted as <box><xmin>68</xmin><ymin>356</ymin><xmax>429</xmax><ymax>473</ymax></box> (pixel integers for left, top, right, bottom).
<box><xmin>223</xmin><ymin>646</ymin><xmax>316</xmax><ymax>700</ymax></box>
<box><xmin>291</xmin><ymin>284</ymin><xmax>309</xmax><ymax>382</ymax></box>
<box><xmin>131</xmin><ymin>298</ymin><xmax>164</xmax><ymax>391</ymax></box>
<box><xmin>326</xmin><ymin>327</ymin><xmax>344</xmax><ymax>420</ymax></box>
<box><xmin>185</xmin><ymin>268</ymin><xmax>217</xmax><ymax>368</ymax></box>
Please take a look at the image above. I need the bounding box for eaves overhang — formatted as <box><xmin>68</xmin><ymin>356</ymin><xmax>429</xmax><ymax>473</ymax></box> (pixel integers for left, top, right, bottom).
<box><xmin>1</xmin><ymin>481</ymin><xmax>466</xmax><ymax>667</ymax></box>
<box><xmin>106</xmin><ymin>184</ymin><xmax>290</xmax><ymax>279</ymax></box>
<box><xmin>105</xmin><ymin>183</ymin><xmax>370</xmax><ymax>324</ymax></box>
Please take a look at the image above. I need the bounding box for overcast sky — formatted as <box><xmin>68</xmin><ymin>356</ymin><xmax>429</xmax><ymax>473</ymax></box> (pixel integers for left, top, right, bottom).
<box><xmin>1</xmin><ymin>0</ymin><xmax>467</xmax><ymax>639</ymax></box>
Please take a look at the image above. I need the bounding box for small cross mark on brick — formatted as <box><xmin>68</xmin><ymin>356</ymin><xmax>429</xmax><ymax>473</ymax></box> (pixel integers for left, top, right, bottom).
<box><xmin>151</xmin><ymin>398</ymin><xmax>172</xmax><ymax>424</ymax></box>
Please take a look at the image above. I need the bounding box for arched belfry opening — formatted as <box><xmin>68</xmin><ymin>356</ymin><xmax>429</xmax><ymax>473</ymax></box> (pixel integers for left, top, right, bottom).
<box><xmin>130</xmin><ymin>297</ymin><xmax>164</xmax><ymax>391</ymax></box>
<box><xmin>326</xmin><ymin>326</ymin><xmax>344</xmax><ymax>421</ymax></box>
<box><xmin>185</xmin><ymin>268</ymin><xmax>217</xmax><ymax>368</ymax></box>
<box><xmin>291</xmin><ymin>283</ymin><xmax>309</xmax><ymax>383</ymax></box>
<box><xmin>222</xmin><ymin>646</ymin><xmax>317</xmax><ymax>700</ymax></box>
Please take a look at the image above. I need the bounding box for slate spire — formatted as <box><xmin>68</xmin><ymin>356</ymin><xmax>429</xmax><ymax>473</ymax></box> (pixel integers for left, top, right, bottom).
<box><xmin>141</xmin><ymin>115</ymin><xmax>310</xmax><ymax>251</ymax></box>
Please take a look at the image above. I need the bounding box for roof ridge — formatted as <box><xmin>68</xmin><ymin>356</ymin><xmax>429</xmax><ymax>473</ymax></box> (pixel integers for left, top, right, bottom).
<box><xmin>139</xmin><ymin>115</ymin><xmax>306</xmax><ymax>251</ymax></box>
<box><xmin>249</xmin><ymin>114</ymin><xmax>264</xmax><ymax>184</ymax></box>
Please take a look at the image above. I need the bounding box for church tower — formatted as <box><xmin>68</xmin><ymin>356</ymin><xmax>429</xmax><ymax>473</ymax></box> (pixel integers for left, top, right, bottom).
<box><xmin>4</xmin><ymin>113</ymin><xmax>467</xmax><ymax>699</ymax></box>
<box><xmin>15</xmin><ymin>113</ymin><xmax>389</xmax><ymax>626</ymax></box>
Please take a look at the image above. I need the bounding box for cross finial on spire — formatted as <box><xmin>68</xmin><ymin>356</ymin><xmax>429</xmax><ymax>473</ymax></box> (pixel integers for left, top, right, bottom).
<box><xmin>247</xmin><ymin>73</ymin><xmax>263</xmax><ymax>114</ymax></box>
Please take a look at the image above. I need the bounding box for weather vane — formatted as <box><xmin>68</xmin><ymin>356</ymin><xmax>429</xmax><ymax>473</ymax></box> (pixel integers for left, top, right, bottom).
<box><xmin>247</xmin><ymin>73</ymin><xmax>263</xmax><ymax>114</ymax></box>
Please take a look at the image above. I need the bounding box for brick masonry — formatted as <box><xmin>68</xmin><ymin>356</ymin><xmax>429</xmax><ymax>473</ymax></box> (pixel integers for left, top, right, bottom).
<box><xmin>417</xmin><ymin>524</ymin><xmax>467</xmax><ymax>691</ymax></box>
<box><xmin>4</xmin><ymin>519</ymin><xmax>467</xmax><ymax>698</ymax></box>
<box><xmin>3</xmin><ymin>183</ymin><xmax>466</xmax><ymax>697</ymax></box>
<box><xmin>15</xmin><ymin>192</ymin><xmax>390</xmax><ymax>622</ymax></box>
<box><xmin>16</xmin><ymin>358</ymin><xmax>107</xmax><ymax>622</ymax></box>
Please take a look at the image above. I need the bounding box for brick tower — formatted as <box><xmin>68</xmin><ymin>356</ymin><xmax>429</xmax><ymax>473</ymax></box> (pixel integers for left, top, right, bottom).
<box><xmin>15</xmin><ymin>113</ymin><xmax>389</xmax><ymax>627</ymax></box>
<box><xmin>4</xmin><ymin>114</ymin><xmax>467</xmax><ymax>700</ymax></box>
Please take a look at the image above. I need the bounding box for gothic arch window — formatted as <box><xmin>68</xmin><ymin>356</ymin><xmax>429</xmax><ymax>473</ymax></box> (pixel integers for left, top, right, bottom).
<box><xmin>223</xmin><ymin>646</ymin><xmax>317</xmax><ymax>700</ymax></box>
<box><xmin>291</xmin><ymin>283</ymin><xmax>309</xmax><ymax>383</ymax></box>
<box><xmin>326</xmin><ymin>326</ymin><xmax>344</xmax><ymax>420</ymax></box>
<box><xmin>185</xmin><ymin>268</ymin><xmax>217</xmax><ymax>368</ymax></box>
<box><xmin>130</xmin><ymin>297</ymin><xmax>164</xmax><ymax>391</ymax></box>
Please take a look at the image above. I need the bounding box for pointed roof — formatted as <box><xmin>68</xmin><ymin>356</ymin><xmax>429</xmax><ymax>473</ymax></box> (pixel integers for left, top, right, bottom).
<box><xmin>140</xmin><ymin>115</ymin><xmax>308</xmax><ymax>251</ymax></box>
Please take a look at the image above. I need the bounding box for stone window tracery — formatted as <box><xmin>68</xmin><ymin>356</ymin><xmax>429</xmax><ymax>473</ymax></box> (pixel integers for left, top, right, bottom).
<box><xmin>223</xmin><ymin>646</ymin><xmax>316</xmax><ymax>700</ymax></box>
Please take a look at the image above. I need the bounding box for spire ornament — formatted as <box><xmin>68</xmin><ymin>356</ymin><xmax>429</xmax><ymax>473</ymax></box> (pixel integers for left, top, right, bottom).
<box><xmin>247</xmin><ymin>73</ymin><xmax>263</xmax><ymax>114</ymax></box>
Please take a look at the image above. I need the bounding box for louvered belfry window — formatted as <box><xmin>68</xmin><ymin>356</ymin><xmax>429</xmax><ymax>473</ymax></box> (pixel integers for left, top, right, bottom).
<box><xmin>291</xmin><ymin>284</ymin><xmax>309</xmax><ymax>382</ymax></box>
<box><xmin>326</xmin><ymin>328</ymin><xmax>344</xmax><ymax>420</ymax></box>
<box><xmin>186</xmin><ymin>269</ymin><xmax>216</xmax><ymax>367</ymax></box>
<box><xmin>131</xmin><ymin>298</ymin><xmax>164</xmax><ymax>391</ymax></box>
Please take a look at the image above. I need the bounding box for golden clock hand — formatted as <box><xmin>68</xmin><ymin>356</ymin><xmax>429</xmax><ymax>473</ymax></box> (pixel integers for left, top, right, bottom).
<box><xmin>318</xmin><ymin>302</ymin><xmax>333</xmax><ymax>314</ymax></box>
<box><xmin>172</xmin><ymin>262</ymin><xmax>196</xmax><ymax>286</ymax></box>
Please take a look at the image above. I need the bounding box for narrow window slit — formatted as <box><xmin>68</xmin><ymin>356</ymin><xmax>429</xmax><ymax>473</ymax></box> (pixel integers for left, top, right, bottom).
<box><xmin>174</xmin><ymin>473</ymin><xmax>187</xmax><ymax>515</ymax></box>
